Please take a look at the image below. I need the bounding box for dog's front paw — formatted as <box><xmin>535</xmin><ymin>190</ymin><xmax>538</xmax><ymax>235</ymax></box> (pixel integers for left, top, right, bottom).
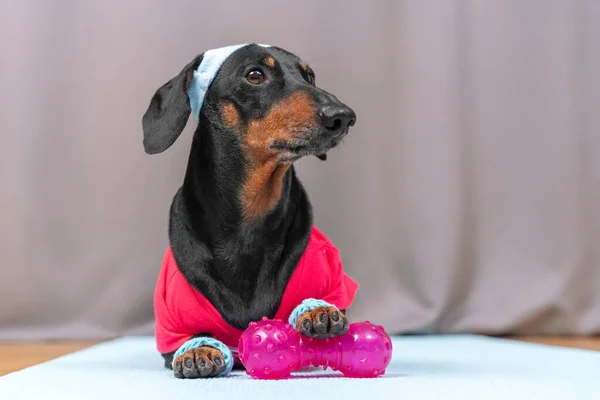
<box><xmin>173</xmin><ymin>346</ymin><xmax>226</xmax><ymax>379</ymax></box>
<box><xmin>296</xmin><ymin>306</ymin><xmax>349</xmax><ymax>339</ymax></box>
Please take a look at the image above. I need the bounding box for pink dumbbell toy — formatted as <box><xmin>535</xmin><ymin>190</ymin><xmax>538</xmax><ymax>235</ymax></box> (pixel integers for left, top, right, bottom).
<box><xmin>238</xmin><ymin>317</ymin><xmax>393</xmax><ymax>380</ymax></box>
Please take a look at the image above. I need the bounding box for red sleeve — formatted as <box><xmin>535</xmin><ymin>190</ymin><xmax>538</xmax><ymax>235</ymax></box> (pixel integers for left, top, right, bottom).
<box><xmin>154</xmin><ymin>249</ymin><xmax>193</xmax><ymax>354</ymax></box>
<box><xmin>319</xmin><ymin>244</ymin><xmax>359</xmax><ymax>311</ymax></box>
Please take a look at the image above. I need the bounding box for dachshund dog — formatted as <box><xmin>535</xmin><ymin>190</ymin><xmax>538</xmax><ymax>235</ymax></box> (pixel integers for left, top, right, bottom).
<box><xmin>143</xmin><ymin>44</ymin><xmax>358</xmax><ymax>378</ymax></box>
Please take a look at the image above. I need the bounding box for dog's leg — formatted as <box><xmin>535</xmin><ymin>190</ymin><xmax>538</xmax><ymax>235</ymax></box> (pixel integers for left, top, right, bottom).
<box><xmin>170</xmin><ymin>337</ymin><xmax>233</xmax><ymax>379</ymax></box>
<box><xmin>289</xmin><ymin>299</ymin><xmax>349</xmax><ymax>339</ymax></box>
<box><xmin>162</xmin><ymin>351</ymin><xmax>175</xmax><ymax>369</ymax></box>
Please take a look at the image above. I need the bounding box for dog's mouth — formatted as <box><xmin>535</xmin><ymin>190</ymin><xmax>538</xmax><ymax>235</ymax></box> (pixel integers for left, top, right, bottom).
<box><xmin>271</xmin><ymin>128</ymin><xmax>349</xmax><ymax>160</ymax></box>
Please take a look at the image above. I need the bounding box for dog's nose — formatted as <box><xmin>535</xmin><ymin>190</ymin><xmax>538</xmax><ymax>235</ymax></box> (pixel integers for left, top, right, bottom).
<box><xmin>318</xmin><ymin>105</ymin><xmax>356</xmax><ymax>131</ymax></box>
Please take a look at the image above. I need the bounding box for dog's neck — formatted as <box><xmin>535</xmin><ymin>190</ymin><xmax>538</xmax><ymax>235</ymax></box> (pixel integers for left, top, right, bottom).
<box><xmin>240</xmin><ymin>160</ymin><xmax>291</xmax><ymax>221</ymax></box>
<box><xmin>170</xmin><ymin>121</ymin><xmax>313</xmax><ymax>328</ymax></box>
<box><xmin>180</xmin><ymin>122</ymin><xmax>308</xmax><ymax>244</ymax></box>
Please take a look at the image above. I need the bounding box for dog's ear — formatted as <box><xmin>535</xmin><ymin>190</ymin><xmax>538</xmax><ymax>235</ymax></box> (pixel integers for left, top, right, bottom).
<box><xmin>142</xmin><ymin>54</ymin><xmax>203</xmax><ymax>154</ymax></box>
<box><xmin>316</xmin><ymin>154</ymin><xmax>327</xmax><ymax>161</ymax></box>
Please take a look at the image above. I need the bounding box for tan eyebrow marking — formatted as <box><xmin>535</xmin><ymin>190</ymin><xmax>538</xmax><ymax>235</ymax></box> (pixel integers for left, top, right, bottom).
<box><xmin>264</xmin><ymin>57</ymin><xmax>275</xmax><ymax>67</ymax></box>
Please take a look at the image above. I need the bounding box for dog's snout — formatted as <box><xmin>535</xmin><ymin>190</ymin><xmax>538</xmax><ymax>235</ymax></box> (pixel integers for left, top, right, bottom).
<box><xmin>318</xmin><ymin>105</ymin><xmax>356</xmax><ymax>131</ymax></box>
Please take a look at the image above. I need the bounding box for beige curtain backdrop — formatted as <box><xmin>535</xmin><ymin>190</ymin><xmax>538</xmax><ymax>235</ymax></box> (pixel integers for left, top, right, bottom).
<box><xmin>1</xmin><ymin>0</ymin><xmax>599</xmax><ymax>339</ymax></box>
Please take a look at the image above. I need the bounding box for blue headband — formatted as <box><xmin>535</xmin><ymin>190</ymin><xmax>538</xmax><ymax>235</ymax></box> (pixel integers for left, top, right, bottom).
<box><xmin>188</xmin><ymin>43</ymin><xmax>270</xmax><ymax>120</ymax></box>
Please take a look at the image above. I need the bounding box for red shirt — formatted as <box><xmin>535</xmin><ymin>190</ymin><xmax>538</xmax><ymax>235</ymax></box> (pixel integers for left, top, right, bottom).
<box><xmin>154</xmin><ymin>227</ymin><xmax>359</xmax><ymax>354</ymax></box>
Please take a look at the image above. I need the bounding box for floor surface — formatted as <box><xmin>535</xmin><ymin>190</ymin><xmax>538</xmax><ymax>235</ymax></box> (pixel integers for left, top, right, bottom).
<box><xmin>0</xmin><ymin>336</ymin><xmax>598</xmax><ymax>376</ymax></box>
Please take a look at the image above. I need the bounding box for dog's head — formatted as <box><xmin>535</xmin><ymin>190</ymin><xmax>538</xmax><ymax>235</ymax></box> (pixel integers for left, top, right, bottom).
<box><xmin>142</xmin><ymin>44</ymin><xmax>355</xmax><ymax>163</ymax></box>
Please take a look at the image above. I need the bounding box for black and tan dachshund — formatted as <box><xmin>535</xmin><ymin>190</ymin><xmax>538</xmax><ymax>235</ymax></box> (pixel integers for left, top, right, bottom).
<box><xmin>142</xmin><ymin>44</ymin><xmax>357</xmax><ymax>378</ymax></box>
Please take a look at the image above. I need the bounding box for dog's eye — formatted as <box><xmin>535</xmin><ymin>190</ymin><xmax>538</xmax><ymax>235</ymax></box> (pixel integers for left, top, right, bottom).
<box><xmin>307</xmin><ymin>71</ymin><xmax>315</xmax><ymax>85</ymax></box>
<box><xmin>246</xmin><ymin>69</ymin><xmax>265</xmax><ymax>85</ymax></box>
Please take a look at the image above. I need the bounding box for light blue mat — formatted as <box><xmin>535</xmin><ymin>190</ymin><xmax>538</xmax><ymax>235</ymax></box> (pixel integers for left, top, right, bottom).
<box><xmin>1</xmin><ymin>335</ymin><xmax>598</xmax><ymax>399</ymax></box>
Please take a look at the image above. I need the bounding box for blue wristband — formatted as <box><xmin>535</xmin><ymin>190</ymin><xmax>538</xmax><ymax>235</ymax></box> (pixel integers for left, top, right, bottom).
<box><xmin>172</xmin><ymin>337</ymin><xmax>233</xmax><ymax>377</ymax></box>
<box><xmin>288</xmin><ymin>298</ymin><xmax>334</xmax><ymax>327</ymax></box>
